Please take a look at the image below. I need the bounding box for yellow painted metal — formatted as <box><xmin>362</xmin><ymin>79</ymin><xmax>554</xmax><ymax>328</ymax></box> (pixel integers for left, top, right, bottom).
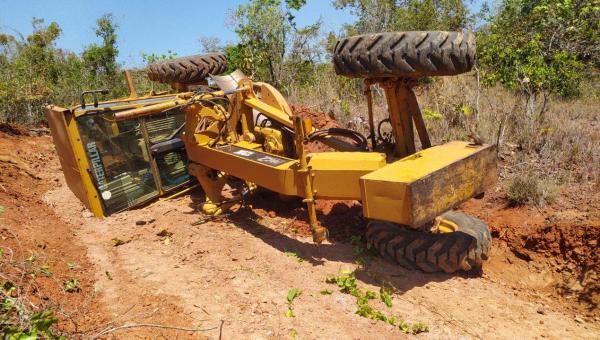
<box><xmin>360</xmin><ymin>141</ymin><xmax>497</xmax><ymax>227</ymax></box>
<box><xmin>307</xmin><ymin>152</ymin><xmax>386</xmax><ymax>200</ymax></box>
<box><xmin>244</xmin><ymin>97</ymin><xmax>294</xmax><ymax>129</ymax></box>
<box><xmin>186</xmin><ymin>142</ymin><xmax>301</xmax><ymax>196</ymax></box>
<box><xmin>147</xmin><ymin>184</ymin><xmax>200</xmax><ymax>209</ymax></box>
<box><xmin>114</xmin><ymin>98</ymin><xmax>189</xmax><ymax>121</ymax></box>
<box><xmin>254</xmin><ymin>82</ymin><xmax>293</xmax><ymax>117</ymax></box>
<box><xmin>45</xmin><ymin>105</ymin><xmax>105</xmax><ymax>217</ymax></box>
<box><xmin>188</xmin><ymin>163</ymin><xmax>227</xmax><ymax>215</ymax></box>
<box><xmin>123</xmin><ymin>70</ymin><xmax>138</xmax><ymax>99</ymax></box>
<box><xmin>73</xmin><ymin>92</ymin><xmax>184</xmax><ymax>118</ymax></box>
<box><xmin>436</xmin><ymin>217</ymin><xmax>459</xmax><ymax>233</ymax></box>
<box><xmin>254</xmin><ymin>126</ymin><xmax>285</xmax><ymax>155</ymax></box>
<box><xmin>293</xmin><ymin>116</ymin><xmax>326</xmax><ymax>243</ymax></box>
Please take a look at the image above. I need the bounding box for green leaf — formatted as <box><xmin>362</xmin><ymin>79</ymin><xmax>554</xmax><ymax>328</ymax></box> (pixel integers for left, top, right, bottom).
<box><xmin>30</xmin><ymin>310</ymin><xmax>58</xmax><ymax>333</ymax></box>
<box><xmin>319</xmin><ymin>289</ymin><xmax>332</xmax><ymax>295</ymax></box>
<box><xmin>39</xmin><ymin>265</ymin><xmax>52</xmax><ymax>277</ymax></box>
<box><xmin>379</xmin><ymin>287</ymin><xmax>393</xmax><ymax>308</ymax></box>
<box><xmin>285</xmin><ymin>308</ymin><xmax>295</xmax><ymax>318</ymax></box>
<box><xmin>287</xmin><ymin>288</ymin><xmax>301</xmax><ymax>304</ymax></box>
<box><xmin>0</xmin><ymin>205</ymin><xmax>5</xmax><ymax>214</ymax></box>
<box><xmin>111</xmin><ymin>238</ymin><xmax>129</xmax><ymax>247</ymax></box>
<box><xmin>398</xmin><ymin>319</ymin><xmax>411</xmax><ymax>333</ymax></box>
<box><xmin>284</xmin><ymin>251</ymin><xmax>303</xmax><ymax>262</ymax></box>
<box><xmin>411</xmin><ymin>321</ymin><xmax>429</xmax><ymax>334</ymax></box>
<box><xmin>63</xmin><ymin>278</ymin><xmax>80</xmax><ymax>292</ymax></box>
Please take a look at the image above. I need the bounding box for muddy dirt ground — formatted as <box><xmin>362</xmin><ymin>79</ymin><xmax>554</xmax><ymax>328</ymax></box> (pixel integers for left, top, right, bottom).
<box><xmin>0</xmin><ymin>124</ymin><xmax>599</xmax><ymax>339</ymax></box>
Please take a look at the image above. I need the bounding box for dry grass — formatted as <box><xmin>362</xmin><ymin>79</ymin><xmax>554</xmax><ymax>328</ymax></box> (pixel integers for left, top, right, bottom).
<box><xmin>289</xmin><ymin>69</ymin><xmax>599</xmax><ymax>205</ymax></box>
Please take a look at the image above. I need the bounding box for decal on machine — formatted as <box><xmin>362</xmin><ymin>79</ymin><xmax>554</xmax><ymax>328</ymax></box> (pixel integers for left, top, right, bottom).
<box><xmin>220</xmin><ymin>145</ymin><xmax>291</xmax><ymax>167</ymax></box>
<box><xmin>86</xmin><ymin>142</ymin><xmax>108</xmax><ymax>190</ymax></box>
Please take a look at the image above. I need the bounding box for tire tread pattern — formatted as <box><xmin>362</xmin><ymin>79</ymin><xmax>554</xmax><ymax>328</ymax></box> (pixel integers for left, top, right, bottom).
<box><xmin>366</xmin><ymin>211</ymin><xmax>491</xmax><ymax>273</ymax></box>
<box><xmin>147</xmin><ymin>53</ymin><xmax>227</xmax><ymax>84</ymax></box>
<box><xmin>333</xmin><ymin>31</ymin><xmax>475</xmax><ymax>78</ymax></box>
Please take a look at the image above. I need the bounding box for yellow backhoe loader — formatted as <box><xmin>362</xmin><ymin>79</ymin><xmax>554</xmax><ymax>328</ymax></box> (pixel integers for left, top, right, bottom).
<box><xmin>47</xmin><ymin>31</ymin><xmax>496</xmax><ymax>273</ymax></box>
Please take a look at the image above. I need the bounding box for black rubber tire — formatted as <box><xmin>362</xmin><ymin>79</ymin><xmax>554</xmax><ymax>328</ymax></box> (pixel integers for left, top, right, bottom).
<box><xmin>333</xmin><ymin>31</ymin><xmax>475</xmax><ymax>79</ymax></box>
<box><xmin>366</xmin><ymin>211</ymin><xmax>491</xmax><ymax>273</ymax></box>
<box><xmin>147</xmin><ymin>53</ymin><xmax>227</xmax><ymax>84</ymax></box>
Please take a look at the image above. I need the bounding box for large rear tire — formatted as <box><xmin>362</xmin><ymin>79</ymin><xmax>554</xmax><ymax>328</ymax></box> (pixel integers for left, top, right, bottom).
<box><xmin>147</xmin><ymin>53</ymin><xmax>227</xmax><ymax>84</ymax></box>
<box><xmin>366</xmin><ymin>211</ymin><xmax>491</xmax><ymax>273</ymax></box>
<box><xmin>333</xmin><ymin>31</ymin><xmax>475</xmax><ymax>79</ymax></box>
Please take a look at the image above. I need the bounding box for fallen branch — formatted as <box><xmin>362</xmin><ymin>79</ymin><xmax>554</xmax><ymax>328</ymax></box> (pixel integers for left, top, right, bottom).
<box><xmin>92</xmin><ymin>323</ymin><xmax>218</xmax><ymax>339</ymax></box>
<box><xmin>218</xmin><ymin>319</ymin><xmax>225</xmax><ymax>340</ymax></box>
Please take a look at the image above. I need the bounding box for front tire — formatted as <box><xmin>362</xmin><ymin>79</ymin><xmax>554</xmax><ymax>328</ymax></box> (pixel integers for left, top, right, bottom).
<box><xmin>366</xmin><ymin>211</ymin><xmax>491</xmax><ymax>273</ymax></box>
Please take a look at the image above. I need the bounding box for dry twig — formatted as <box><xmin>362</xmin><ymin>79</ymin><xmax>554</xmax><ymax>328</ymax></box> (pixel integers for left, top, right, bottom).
<box><xmin>91</xmin><ymin>323</ymin><xmax>218</xmax><ymax>339</ymax></box>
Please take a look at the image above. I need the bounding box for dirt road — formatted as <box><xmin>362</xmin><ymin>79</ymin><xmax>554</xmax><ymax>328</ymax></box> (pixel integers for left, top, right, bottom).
<box><xmin>1</xmin><ymin>130</ymin><xmax>599</xmax><ymax>339</ymax></box>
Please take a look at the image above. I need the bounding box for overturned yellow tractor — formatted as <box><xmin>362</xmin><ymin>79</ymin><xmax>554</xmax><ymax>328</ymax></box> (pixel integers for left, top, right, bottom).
<box><xmin>49</xmin><ymin>31</ymin><xmax>496</xmax><ymax>273</ymax></box>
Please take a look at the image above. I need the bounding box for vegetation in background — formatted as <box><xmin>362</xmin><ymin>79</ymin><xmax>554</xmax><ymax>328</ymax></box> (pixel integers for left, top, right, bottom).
<box><xmin>334</xmin><ymin>0</ymin><xmax>473</xmax><ymax>34</ymax></box>
<box><xmin>477</xmin><ymin>0</ymin><xmax>599</xmax><ymax>117</ymax></box>
<box><xmin>0</xmin><ymin>14</ymin><xmax>165</xmax><ymax>125</ymax></box>
<box><xmin>224</xmin><ymin>0</ymin><xmax>322</xmax><ymax>93</ymax></box>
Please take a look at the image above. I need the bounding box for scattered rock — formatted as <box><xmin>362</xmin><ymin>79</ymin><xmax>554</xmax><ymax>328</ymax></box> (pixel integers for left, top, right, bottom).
<box><xmin>537</xmin><ymin>306</ymin><xmax>546</xmax><ymax>315</ymax></box>
<box><xmin>156</xmin><ymin>229</ymin><xmax>173</xmax><ymax>238</ymax></box>
<box><xmin>135</xmin><ymin>220</ymin><xmax>147</xmax><ymax>225</ymax></box>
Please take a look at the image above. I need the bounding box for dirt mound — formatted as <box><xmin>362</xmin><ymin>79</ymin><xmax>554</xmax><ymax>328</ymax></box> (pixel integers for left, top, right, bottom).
<box><xmin>0</xmin><ymin>132</ymin><xmax>110</xmax><ymax>336</ymax></box>
<box><xmin>290</xmin><ymin>103</ymin><xmax>339</xmax><ymax>129</ymax></box>
<box><xmin>496</xmin><ymin>220</ymin><xmax>600</xmax><ymax>309</ymax></box>
<box><xmin>461</xmin><ymin>196</ymin><xmax>600</xmax><ymax>314</ymax></box>
<box><xmin>290</xmin><ymin>103</ymin><xmax>340</xmax><ymax>153</ymax></box>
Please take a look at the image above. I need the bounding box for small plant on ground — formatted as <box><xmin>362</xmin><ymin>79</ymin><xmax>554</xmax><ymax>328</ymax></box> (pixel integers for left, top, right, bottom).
<box><xmin>39</xmin><ymin>265</ymin><xmax>52</xmax><ymax>277</ymax></box>
<box><xmin>325</xmin><ymin>270</ymin><xmax>428</xmax><ymax>334</ymax></box>
<box><xmin>284</xmin><ymin>251</ymin><xmax>303</xmax><ymax>262</ymax></box>
<box><xmin>506</xmin><ymin>171</ymin><xmax>559</xmax><ymax>207</ymax></box>
<box><xmin>285</xmin><ymin>288</ymin><xmax>301</xmax><ymax>317</ymax></box>
<box><xmin>2</xmin><ymin>281</ymin><xmax>63</xmax><ymax>339</ymax></box>
<box><xmin>379</xmin><ymin>286</ymin><xmax>393</xmax><ymax>308</ymax></box>
<box><xmin>411</xmin><ymin>321</ymin><xmax>430</xmax><ymax>334</ymax></box>
<box><xmin>506</xmin><ymin>174</ymin><xmax>541</xmax><ymax>206</ymax></box>
<box><xmin>1</xmin><ymin>308</ymin><xmax>63</xmax><ymax>339</ymax></box>
<box><xmin>63</xmin><ymin>278</ymin><xmax>80</xmax><ymax>293</ymax></box>
<box><xmin>348</xmin><ymin>235</ymin><xmax>376</xmax><ymax>266</ymax></box>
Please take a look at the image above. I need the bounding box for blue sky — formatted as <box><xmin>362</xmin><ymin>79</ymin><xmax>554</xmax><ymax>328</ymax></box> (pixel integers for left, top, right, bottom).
<box><xmin>0</xmin><ymin>0</ymin><xmax>355</xmax><ymax>67</ymax></box>
<box><xmin>1</xmin><ymin>1</ymin><xmax>486</xmax><ymax>67</ymax></box>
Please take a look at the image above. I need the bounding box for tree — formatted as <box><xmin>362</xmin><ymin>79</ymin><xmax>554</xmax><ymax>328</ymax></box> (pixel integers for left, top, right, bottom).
<box><xmin>0</xmin><ymin>18</ymin><xmax>63</xmax><ymax>123</ymax></box>
<box><xmin>227</xmin><ymin>0</ymin><xmax>319</xmax><ymax>90</ymax></box>
<box><xmin>199</xmin><ymin>36</ymin><xmax>222</xmax><ymax>53</ymax></box>
<box><xmin>82</xmin><ymin>13</ymin><xmax>119</xmax><ymax>80</ymax></box>
<box><xmin>477</xmin><ymin>0</ymin><xmax>597</xmax><ymax>116</ymax></box>
<box><xmin>333</xmin><ymin>0</ymin><xmax>473</xmax><ymax>35</ymax></box>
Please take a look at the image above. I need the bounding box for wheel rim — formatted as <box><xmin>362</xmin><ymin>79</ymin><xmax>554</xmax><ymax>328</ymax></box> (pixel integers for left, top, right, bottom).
<box><xmin>433</xmin><ymin>216</ymin><xmax>459</xmax><ymax>233</ymax></box>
